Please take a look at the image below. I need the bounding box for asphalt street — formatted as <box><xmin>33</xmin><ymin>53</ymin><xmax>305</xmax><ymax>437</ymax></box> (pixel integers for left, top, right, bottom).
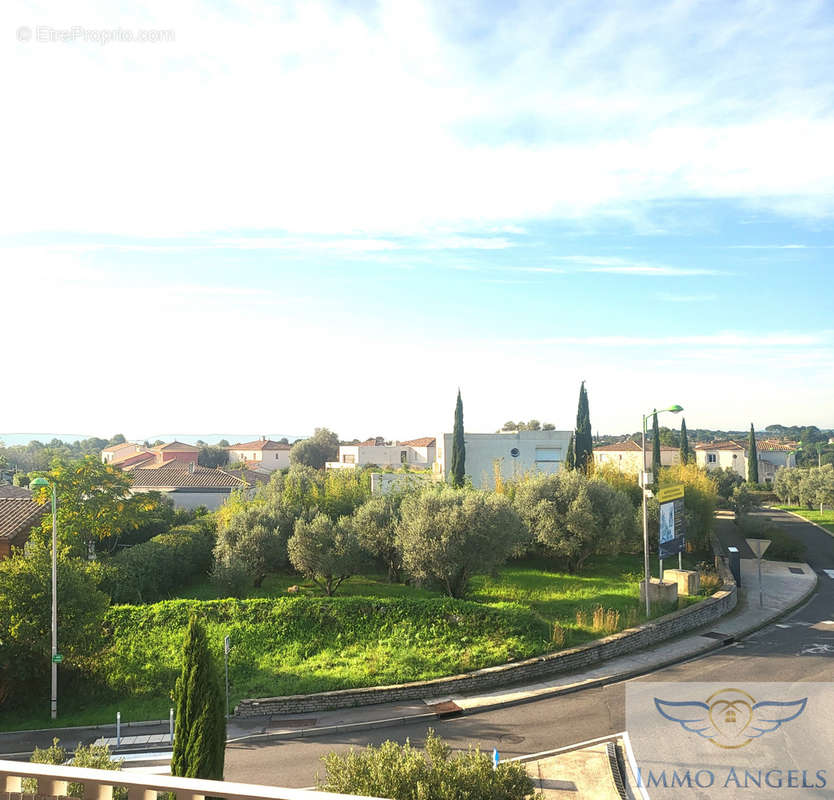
<box><xmin>223</xmin><ymin>508</ymin><xmax>834</xmax><ymax>788</ymax></box>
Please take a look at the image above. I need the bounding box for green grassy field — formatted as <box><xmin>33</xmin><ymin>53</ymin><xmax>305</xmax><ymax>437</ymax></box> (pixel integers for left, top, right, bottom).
<box><xmin>774</xmin><ymin>505</ymin><xmax>834</xmax><ymax>536</ymax></box>
<box><xmin>3</xmin><ymin>554</ymin><xmax>707</xmax><ymax>732</ymax></box>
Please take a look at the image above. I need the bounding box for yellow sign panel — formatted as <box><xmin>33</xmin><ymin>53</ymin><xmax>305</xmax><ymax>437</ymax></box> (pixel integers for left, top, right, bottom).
<box><xmin>657</xmin><ymin>484</ymin><xmax>685</xmax><ymax>503</ymax></box>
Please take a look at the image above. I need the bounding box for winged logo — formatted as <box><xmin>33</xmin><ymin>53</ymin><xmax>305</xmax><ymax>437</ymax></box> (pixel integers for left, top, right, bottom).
<box><xmin>654</xmin><ymin>688</ymin><xmax>806</xmax><ymax>749</ymax></box>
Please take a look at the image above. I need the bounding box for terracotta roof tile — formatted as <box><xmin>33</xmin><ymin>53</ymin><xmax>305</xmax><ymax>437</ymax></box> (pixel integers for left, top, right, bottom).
<box><xmin>128</xmin><ymin>466</ymin><xmax>245</xmax><ymax>489</ymax></box>
<box><xmin>594</xmin><ymin>439</ymin><xmax>677</xmax><ymax>452</ymax></box>
<box><xmin>0</xmin><ymin>496</ymin><xmax>47</xmax><ymax>541</ymax></box>
<box><xmin>695</xmin><ymin>440</ymin><xmax>746</xmax><ymax>451</ymax></box>
<box><xmin>227</xmin><ymin>439</ymin><xmax>291</xmax><ymax>451</ymax></box>
<box><xmin>399</xmin><ymin>437</ymin><xmax>436</xmax><ymax>447</ymax></box>
<box><xmin>0</xmin><ymin>485</ymin><xmax>35</xmax><ymax>499</ymax></box>
<box><xmin>150</xmin><ymin>441</ymin><xmax>200</xmax><ymax>452</ymax></box>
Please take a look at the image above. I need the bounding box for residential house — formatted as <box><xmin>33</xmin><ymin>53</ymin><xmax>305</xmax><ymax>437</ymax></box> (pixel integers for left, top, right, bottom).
<box><xmin>593</xmin><ymin>439</ymin><xmax>680</xmax><ymax>473</ymax></box>
<box><xmin>433</xmin><ymin>429</ymin><xmax>571</xmax><ymax>489</ymax></box>
<box><xmin>328</xmin><ymin>437</ymin><xmax>436</xmax><ymax>470</ymax></box>
<box><xmin>695</xmin><ymin>440</ymin><xmax>797</xmax><ymax>482</ymax></box>
<box><xmin>226</xmin><ymin>438</ymin><xmax>291</xmax><ymax>472</ymax></box>
<box><xmin>0</xmin><ymin>485</ymin><xmax>48</xmax><ymax>559</ymax></box>
<box><xmin>127</xmin><ymin>464</ymin><xmax>251</xmax><ymax>510</ymax></box>
<box><xmin>101</xmin><ymin>442</ymin><xmax>144</xmax><ymax>464</ymax></box>
<box><xmin>102</xmin><ymin>441</ymin><xmax>199</xmax><ymax>470</ymax></box>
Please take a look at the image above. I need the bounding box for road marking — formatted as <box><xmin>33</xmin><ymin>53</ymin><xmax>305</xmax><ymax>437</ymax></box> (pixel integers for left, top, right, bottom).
<box><xmin>821</xmin><ymin>620</ymin><xmax>834</xmax><ymax>625</ymax></box>
<box><xmin>823</xmin><ymin>570</ymin><xmax>834</xmax><ymax>580</ymax></box>
<box><xmin>801</xmin><ymin>643</ymin><xmax>834</xmax><ymax>655</ymax></box>
<box><xmin>775</xmin><ymin>623</ymin><xmax>791</xmax><ymax>628</ymax></box>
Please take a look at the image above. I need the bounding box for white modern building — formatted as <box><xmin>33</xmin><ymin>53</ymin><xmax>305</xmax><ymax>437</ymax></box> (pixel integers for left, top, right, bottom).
<box><xmin>695</xmin><ymin>439</ymin><xmax>797</xmax><ymax>482</ymax></box>
<box><xmin>433</xmin><ymin>429</ymin><xmax>571</xmax><ymax>489</ymax></box>
<box><xmin>328</xmin><ymin>437</ymin><xmax>436</xmax><ymax>470</ymax></box>
<box><xmin>226</xmin><ymin>438</ymin><xmax>291</xmax><ymax>472</ymax></box>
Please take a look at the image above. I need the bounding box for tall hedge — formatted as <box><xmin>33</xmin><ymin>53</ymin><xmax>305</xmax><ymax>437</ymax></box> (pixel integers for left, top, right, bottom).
<box><xmin>100</xmin><ymin>520</ymin><xmax>215</xmax><ymax>604</ymax></box>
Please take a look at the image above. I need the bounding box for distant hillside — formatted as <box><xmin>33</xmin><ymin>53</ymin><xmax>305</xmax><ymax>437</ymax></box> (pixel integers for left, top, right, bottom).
<box><xmin>0</xmin><ymin>432</ymin><xmax>305</xmax><ymax>447</ymax></box>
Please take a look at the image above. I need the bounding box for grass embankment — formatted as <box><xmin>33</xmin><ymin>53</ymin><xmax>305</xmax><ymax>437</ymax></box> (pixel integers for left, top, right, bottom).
<box><xmin>774</xmin><ymin>505</ymin><xmax>834</xmax><ymax>536</ymax></box>
<box><xmin>3</xmin><ymin>555</ymin><xmax>706</xmax><ymax>731</ymax></box>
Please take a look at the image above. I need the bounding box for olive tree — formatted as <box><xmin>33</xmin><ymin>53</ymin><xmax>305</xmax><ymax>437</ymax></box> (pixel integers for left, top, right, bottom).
<box><xmin>773</xmin><ymin>467</ymin><xmax>804</xmax><ymax>506</ymax></box>
<box><xmin>353</xmin><ymin>493</ymin><xmax>403</xmax><ymax>582</ymax></box>
<box><xmin>799</xmin><ymin>464</ymin><xmax>834</xmax><ymax>513</ymax></box>
<box><xmin>397</xmin><ymin>486</ymin><xmax>526</xmax><ymax>598</ymax></box>
<box><xmin>289</xmin><ymin>428</ymin><xmax>339</xmax><ymax>470</ymax></box>
<box><xmin>288</xmin><ymin>513</ymin><xmax>364</xmax><ymax>595</ymax></box>
<box><xmin>212</xmin><ymin>506</ymin><xmax>291</xmax><ymax>592</ymax></box>
<box><xmin>514</xmin><ymin>471</ymin><xmax>634</xmax><ymax>573</ymax></box>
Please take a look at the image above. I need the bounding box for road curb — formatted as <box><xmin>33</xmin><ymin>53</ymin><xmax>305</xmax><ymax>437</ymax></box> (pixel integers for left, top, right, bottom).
<box><xmin>774</xmin><ymin>508</ymin><xmax>834</xmax><ymax>539</ymax></box>
<box><xmin>0</xmin><ymin>719</ymin><xmax>169</xmax><ymax>741</ymax></box>
<box><xmin>225</xmin><ymin>711</ymin><xmax>439</xmax><ymax>745</ymax></box>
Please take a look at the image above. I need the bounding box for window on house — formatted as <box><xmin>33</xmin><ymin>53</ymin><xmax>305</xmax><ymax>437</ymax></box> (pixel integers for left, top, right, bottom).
<box><xmin>343</xmin><ymin>454</ymin><xmax>355</xmax><ymax>464</ymax></box>
<box><xmin>401</xmin><ymin>450</ymin><xmax>408</xmax><ymax>463</ymax></box>
<box><xmin>707</xmin><ymin>454</ymin><xmax>717</xmax><ymax>463</ymax></box>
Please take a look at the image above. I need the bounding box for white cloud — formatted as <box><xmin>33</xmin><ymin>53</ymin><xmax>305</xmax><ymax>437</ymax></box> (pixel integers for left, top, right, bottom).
<box><xmin>513</xmin><ymin>332</ymin><xmax>830</xmax><ymax>348</ymax></box>
<box><xmin>587</xmin><ymin>265</ymin><xmax>723</xmax><ymax>276</ymax></box>
<box><xmin>2</xmin><ymin>0</ymin><xmax>834</xmax><ymax>236</ymax></box>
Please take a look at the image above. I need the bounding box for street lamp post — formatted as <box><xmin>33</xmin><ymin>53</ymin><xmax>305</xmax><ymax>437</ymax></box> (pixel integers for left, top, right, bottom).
<box><xmin>30</xmin><ymin>477</ymin><xmax>58</xmax><ymax>720</ymax></box>
<box><xmin>641</xmin><ymin>404</ymin><xmax>683</xmax><ymax>617</ymax></box>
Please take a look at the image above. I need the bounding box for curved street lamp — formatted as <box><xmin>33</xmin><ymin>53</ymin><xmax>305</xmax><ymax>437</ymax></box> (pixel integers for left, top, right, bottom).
<box><xmin>30</xmin><ymin>476</ymin><xmax>58</xmax><ymax>720</ymax></box>
<box><xmin>641</xmin><ymin>405</ymin><xmax>683</xmax><ymax>617</ymax></box>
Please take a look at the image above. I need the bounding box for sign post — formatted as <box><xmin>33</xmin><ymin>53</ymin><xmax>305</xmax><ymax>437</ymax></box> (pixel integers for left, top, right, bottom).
<box><xmin>224</xmin><ymin>635</ymin><xmax>231</xmax><ymax>718</ymax></box>
<box><xmin>657</xmin><ymin>484</ymin><xmax>686</xmax><ymax>576</ymax></box>
<box><xmin>746</xmin><ymin>538</ymin><xmax>771</xmax><ymax>608</ymax></box>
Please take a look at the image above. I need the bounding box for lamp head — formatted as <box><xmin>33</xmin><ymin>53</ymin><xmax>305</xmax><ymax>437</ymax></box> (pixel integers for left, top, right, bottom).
<box><xmin>668</xmin><ymin>404</ymin><xmax>684</xmax><ymax>414</ymax></box>
<box><xmin>29</xmin><ymin>477</ymin><xmax>50</xmax><ymax>489</ymax></box>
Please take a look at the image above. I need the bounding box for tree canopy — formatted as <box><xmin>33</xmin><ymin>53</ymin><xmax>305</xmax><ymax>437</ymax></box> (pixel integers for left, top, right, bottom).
<box><xmin>289</xmin><ymin>428</ymin><xmax>339</xmax><ymax>469</ymax></box>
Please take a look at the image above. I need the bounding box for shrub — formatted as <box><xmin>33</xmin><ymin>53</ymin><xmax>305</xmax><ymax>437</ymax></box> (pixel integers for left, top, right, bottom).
<box><xmin>398</xmin><ymin>486</ymin><xmax>527</xmax><ymax>597</ymax></box>
<box><xmin>28</xmin><ymin>739</ymin><xmax>125</xmax><ymax>799</ymax></box>
<box><xmin>0</xmin><ymin>541</ymin><xmax>108</xmax><ymax>707</ymax></box>
<box><xmin>738</xmin><ymin>517</ymin><xmax>806</xmax><ymax>562</ymax></box>
<box><xmin>99</xmin><ymin>520</ymin><xmax>215</xmax><ymax>604</ymax></box>
<box><xmin>763</xmin><ymin>529</ymin><xmax>806</xmax><ymax>562</ymax></box>
<box><xmin>655</xmin><ymin>464</ymin><xmax>718</xmax><ymax>551</ymax></box>
<box><xmin>697</xmin><ymin>561</ymin><xmax>722</xmax><ymax>595</ymax></box>
<box><xmin>713</xmin><ymin>467</ymin><xmax>743</xmax><ymax>500</ymax></box>
<box><xmin>732</xmin><ymin>484</ymin><xmax>755</xmax><ymax>518</ymax></box>
<box><xmin>317</xmin><ymin>729</ymin><xmax>535</xmax><ymax>800</ymax></box>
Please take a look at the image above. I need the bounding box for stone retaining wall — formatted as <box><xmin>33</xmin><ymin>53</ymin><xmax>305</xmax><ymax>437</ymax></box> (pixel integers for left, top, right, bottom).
<box><xmin>235</xmin><ymin>575</ymin><xmax>737</xmax><ymax>717</ymax></box>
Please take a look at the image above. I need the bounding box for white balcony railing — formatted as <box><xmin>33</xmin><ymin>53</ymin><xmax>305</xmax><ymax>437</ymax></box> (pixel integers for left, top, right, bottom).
<box><xmin>0</xmin><ymin>759</ymin><xmax>388</xmax><ymax>800</ymax></box>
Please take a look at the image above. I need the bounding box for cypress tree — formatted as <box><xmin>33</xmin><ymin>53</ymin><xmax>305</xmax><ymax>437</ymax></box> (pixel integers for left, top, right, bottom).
<box><xmin>171</xmin><ymin>615</ymin><xmax>226</xmax><ymax>782</ymax></box>
<box><xmin>574</xmin><ymin>381</ymin><xmax>593</xmax><ymax>473</ymax></box>
<box><xmin>679</xmin><ymin>418</ymin><xmax>690</xmax><ymax>465</ymax></box>
<box><xmin>747</xmin><ymin>423</ymin><xmax>759</xmax><ymax>483</ymax></box>
<box><xmin>652</xmin><ymin>411</ymin><xmax>661</xmax><ymax>479</ymax></box>
<box><xmin>451</xmin><ymin>389</ymin><xmax>466</xmax><ymax>488</ymax></box>
<box><xmin>565</xmin><ymin>433</ymin><xmax>575</xmax><ymax>471</ymax></box>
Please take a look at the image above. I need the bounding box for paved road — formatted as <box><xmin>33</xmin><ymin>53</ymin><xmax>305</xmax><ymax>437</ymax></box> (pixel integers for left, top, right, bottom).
<box><xmin>224</xmin><ymin>508</ymin><xmax>834</xmax><ymax>788</ymax></box>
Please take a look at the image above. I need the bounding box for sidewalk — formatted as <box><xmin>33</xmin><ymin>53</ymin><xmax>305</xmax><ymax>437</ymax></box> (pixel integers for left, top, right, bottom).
<box><xmin>0</xmin><ymin>557</ymin><xmax>816</xmax><ymax>758</ymax></box>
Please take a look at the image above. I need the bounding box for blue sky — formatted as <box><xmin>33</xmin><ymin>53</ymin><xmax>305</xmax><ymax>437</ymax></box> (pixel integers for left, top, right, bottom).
<box><xmin>3</xmin><ymin>0</ymin><xmax>833</xmax><ymax>439</ymax></box>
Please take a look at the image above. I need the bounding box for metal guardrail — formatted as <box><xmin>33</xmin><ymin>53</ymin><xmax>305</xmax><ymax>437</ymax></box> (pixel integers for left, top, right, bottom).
<box><xmin>0</xmin><ymin>759</ymin><xmax>388</xmax><ymax>800</ymax></box>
